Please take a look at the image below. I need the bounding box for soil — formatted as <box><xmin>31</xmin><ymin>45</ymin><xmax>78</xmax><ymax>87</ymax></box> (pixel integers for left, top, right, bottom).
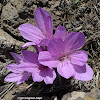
<box><xmin>0</xmin><ymin>0</ymin><xmax>100</xmax><ymax>100</ymax></box>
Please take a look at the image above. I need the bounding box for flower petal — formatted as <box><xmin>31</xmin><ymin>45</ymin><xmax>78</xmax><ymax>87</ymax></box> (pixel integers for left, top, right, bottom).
<box><xmin>34</xmin><ymin>8</ymin><xmax>53</xmax><ymax>39</ymax></box>
<box><xmin>17</xmin><ymin>72</ymin><xmax>31</xmax><ymax>85</ymax></box>
<box><xmin>18</xmin><ymin>23</ymin><xmax>45</xmax><ymax>44</ymax></box>
<box><xmin>47</xmin><ymin>38</ymin><xmax>65</xmax><ymax>58</ymax></box>
<box><xmin>22</xmin><ymin>42</ymin><xmax>36</xmax><ymax>48</ymax></box>
<box><xmin>41</xmin><ymin>68</ymin><xmax>56</xmax><ymax>84</ymax></box>
<box><xmin>73</xmin><ymin>64</ymin><xmax>94</xmax><ymax>81</ymax></box>
<box><xmin>54</xmin><ymin>25</ymin><xmax>67</xmax><ymax>40</ymax></box>
<box><xmin>44</xmin><ymin>16</ymin><xmax>53</xmax><ymax>39</ymax></box>
<box><xmin>21</xmin><ymin>50</ymin><xmax>38</xmax><ymax>64</ymax></box>
<box><xmin>32</xmin><ymin>69</ymin><xmax>44</xmax><ymax>82</ymax></box>
<box><xmin>10</xmin><ymin>52</ymin><xmax>22</xmax><ymax>63</ymax></box>
<box><xmin>6</xmin><ymin>63</ymin><xmax>23</xmax><ymax>73</ymax></box>
<box><xmin>57</xmin><ymin>60</ymin><xmax>75</xmax><ymax>79</ymax></box>
<box><xmin>70</xmin><ymin>50</ymin><xmax>88</xmax><ymax>66</ymax></box>
<box><xmin>4</xmin><ymin>73</ymin><xmax>23</xmax><ymax>82</ymax></box>
<box><xmin>17</xmin><ymin>62</ymin><xmax>37</xmax><ymax>73</ymax></box>
<box><xmin>64</xmin><ymin>32</ymin><xmax>85</xmax><ymax>53</ymax></box>
<box><xmin>39</xmin><ymin>38</ymin><xmax>50</xmax><ymax>46</ymax></box>
<box><xmin>38</xmin><ymin>51</ymin><xmax>61</xmax><ymax>68</ymax></box>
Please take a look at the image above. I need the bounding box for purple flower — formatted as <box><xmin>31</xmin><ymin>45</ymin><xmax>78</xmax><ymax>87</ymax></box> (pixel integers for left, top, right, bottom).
<box><xmin>38</xmin><ymin>32</ymin><xmax>94</xmax><ymax>81</ymax></box>
<box><xmin>12</xmin><ymin>50</ymin><xmax>56</xmax><ymax>84</ymax></box>
<box><xmin>4</xmin><ymin>52</ymin><xmax>31</xmax><ymax>85</ymax></box>
<box><xmin>18</xmin><ymin>8</ymin><xmax>67</xmax><ymax>47</ymax></box>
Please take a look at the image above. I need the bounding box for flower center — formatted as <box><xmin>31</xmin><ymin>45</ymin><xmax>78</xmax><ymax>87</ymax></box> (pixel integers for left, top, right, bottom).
<box><xmin>37</xmin><ymin>65</ymin><xmax>48</xmax><ymax>70</ymax></box>
<box><xmin>59</xmin><ymin>56</ymin><xmax>67</xmax><ymax>61</ymax></box>
<box><xmin>41</xmin><ymin>66</ymin><xmax>48</xmax><ymax>70</ymax></box>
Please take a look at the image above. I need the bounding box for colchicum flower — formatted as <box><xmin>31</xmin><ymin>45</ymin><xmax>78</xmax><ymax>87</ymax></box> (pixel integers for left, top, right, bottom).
<box><xmin>5</xmin><ymin>50</ymin><xmax>56</xmax><ymax>84</ymax></box>
<box><xmin>20</xmin><ymin>50</ymin><xmax>56</xmax><ymax>84</ymax></box>
<box><xmin>5</xmin><ymin>7</ymin><xmax>93</xmax><ymax>85</ymax></box>
<box><xmin>38</xmin><ymin>32</ymin><xmax>94</xmax><ymax>81</ymax></box>
<box><xmin>18</xmin><ymin>8</ymin><xmax>67</xmax><ymax>47</ymax></box>
<box><xmin>4</xmin><ymin>52</ymin><xmax>31</xmax><ymax>85</ymax></box>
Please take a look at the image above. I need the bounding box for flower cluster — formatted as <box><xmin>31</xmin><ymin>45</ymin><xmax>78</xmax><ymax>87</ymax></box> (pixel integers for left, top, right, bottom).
<box><xmin>5</xmin><ymin>8</ymin><xmax>93</xmax><ymax>85</ymax></box>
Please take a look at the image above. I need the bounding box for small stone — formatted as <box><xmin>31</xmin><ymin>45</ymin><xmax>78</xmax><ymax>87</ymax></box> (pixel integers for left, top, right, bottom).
<box><xmin>75</xmin><ymin>26</ymin><xmax>82</xmax><ymax>31</ymax></box>
<box><xmin>0</xmin><ymin>3</ymin><xmax>2</xmax><ymax>12</ymax></box>
<box><xmin>54</xmin><ymin>97</ymin><xmax>57</xmax><ymax>100</ymax></box>
<box><xmin>66</xmin><ymin>24</ymin><xmax>72</xmax><ymax>29</ymax></box>
<box><xmin>23</xmin><ymin>0</ymin><xmax>33</xmax><ymax>7</ymax></box>
<box><xmin>97</xmin><ymin>2</ymin><xmax>100</xmax><ymax>7</ymax></box>
<box><xmin>55</xmin><ymin>11</ymin><xmax>61</xmax><ymax>16</ymax></box>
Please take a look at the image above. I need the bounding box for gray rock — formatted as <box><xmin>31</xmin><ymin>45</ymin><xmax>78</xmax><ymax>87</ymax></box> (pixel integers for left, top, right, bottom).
<box><xmin>1</xmin><ymin>1</ymin><xmax>36</xmax><ymax>37</ymax></box>
<box><xmin>0</xmin><ymin>29</ymin><xmax>24</xmax><ymax>84</ymax></box>
<box><xmin>61</xmin><ymin>92</ymin><xmax>85</xmax><ymax>100</ymax></box>
<box><xmin>61</xmin><ymin>88</ymin><xmax>100</xmax><ymax>100</ymax></box>
<box><xmin>10</xmin><ymin>0</ymin><xmax>36</xmax><ymax>17</ymax></box>
<box><xmin>61</xmin><ymin>93</ymin><xmax>71</xmax><ymax>100</ymax></box>
<box><xmin>1</xmin><ymin>3</ymin><xmax>20</xmax><ymax>37</ymax></box>
<box><xmin>0</xmin><ymin>61</ymin><xmax>10</xmax><ymax>85</ymax></box>
<box><xmin>85</xmin><ymin>88</ymin><xmax>100</xmax><ymax>100</ymax></box>
<box><xmin>0</xmin><ymin>29</ymin><xmax>24</xmax><ymax>51</ymax></box>
<box><xmin>1</xmin><ymin>3</ymin><xmax>19</xmax><ymax>23</ymax></box>
<box><xmin>74</xmin><ymin>97</ymin><xmax>84</xmax><ymax>100</ymax></box>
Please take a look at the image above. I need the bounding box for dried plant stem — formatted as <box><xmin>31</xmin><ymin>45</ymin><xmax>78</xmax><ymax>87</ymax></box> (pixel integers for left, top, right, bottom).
<box><xmin>0</xmin><ymin>83</ymin><xmax>15</xmax><ymax>99</ymax></box>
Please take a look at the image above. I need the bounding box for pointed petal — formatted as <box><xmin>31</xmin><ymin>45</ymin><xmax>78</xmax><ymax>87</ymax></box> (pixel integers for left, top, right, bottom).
<box><xmin>43</xmin><ymin>68</ymin><xmax>56</xmax><ymax>84</ymax></box>
<box><xmin>22</xmin><ymin>42</ymin><xmax>36</xmax><ymax>48</ymax></box>
<box><xmin>57</xmin><ymin>60</ymin><xmax>75</xmax><ymax>79</ymax></box>
<box><xmin>21</xmin><ymin>50</ymin><xmax>38</xmax><ymax>64</ymax></box>
<box><xmin>6</xmin><ymin>63</ymin><xmax>23</xmax><ymax>73</ymax></box>
<box><xmin>39</xmin><ymin>38</ymin><xmax>50</xmax><ymax>46</ymax></box>
<box><xmin>44</xmin><ymin>16</ymin><xmax>53</xmax><ymax>39</ymax></box>
<box><xmin>38</xmin><ymin>51</ymin><xmax>61</xmax><ymax>68</ymax></box>
<box><xmin>17</xmin><ymin>72</ymin><xmax>31</xmax><ymax>85</ymax></box>
<box><xmin>18</xmin><ymin>23</ymin><xmax>45</xmax><ymax>44</ymax></box>
<box><xmin>4</xmin><ymin>73</ymin><xmax>22</xmax><ymax>82</ymax></box>
<box><xmin>17</xmin><ymin>62</ymin><xmax>37</xmax><ymax>73</ymax></box>
<box><xmin>47</xmin><ymin>38</ymin><xmax>65</xmax><ymax>58</ymax></box>
<box><xmin>34</xmin><ymin>8</ymin><xmax>53</xmax><ymax>39</ymax></box>
<box><xmin>10</xmin><ymin>52</ymin><xmax>22</xmax><ymax>63</ymax></box>
<box><xmin>32</xmin><ymin>69</ymin><xmax>44</xmax><ymax>82</ymax></box>
<box><xmin>64</xmin><ymin>32</ymin><xmax>85</xmax><ymax>52</ymax></box>
<box><xmin>70</xmin><ymin>50</ymin><xmax>88</xmax><ymax>66</ymax></box>
<box><xmin>54</xmin><ymin>25</ymin><xmax>67</xmax><ymax>40</ymax></box>
<box><xmin>73</xmin><ymin>64</ymin><xmax>94</xmax><ymax>81</ymax></box>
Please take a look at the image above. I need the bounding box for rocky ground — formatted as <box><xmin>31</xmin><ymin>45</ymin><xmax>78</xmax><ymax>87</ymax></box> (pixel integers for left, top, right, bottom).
<box><xmin>0</xmin><ymin>0</ymin><xmax>100</xmax><ymax>100</ymax></box>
